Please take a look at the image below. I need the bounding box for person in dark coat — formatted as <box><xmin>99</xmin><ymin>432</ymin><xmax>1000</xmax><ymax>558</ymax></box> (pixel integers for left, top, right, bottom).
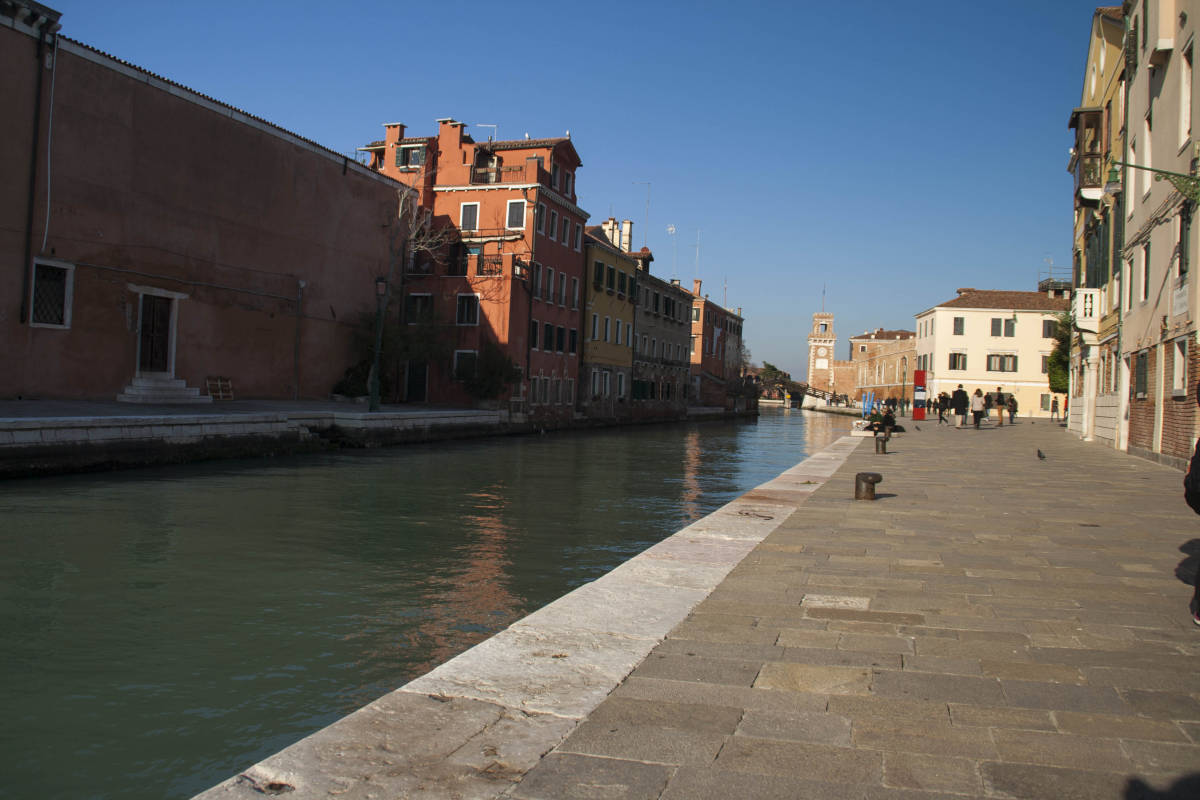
<box><xmin>951</xmin><ymin>384</ymin><xmax>969</xmax><ymax>427</ymax></box>
<box><xmin>1183</xmin><ymin>382</ymin><xmax>1200</xmax><ymax>624</ymax></box>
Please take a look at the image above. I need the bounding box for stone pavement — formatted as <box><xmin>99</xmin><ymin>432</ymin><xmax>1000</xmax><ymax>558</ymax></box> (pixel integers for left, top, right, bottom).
<box><xmin>510</xmin><ymin>418</ymin><xmax>1200</xmax><ymax>799</ymax></box>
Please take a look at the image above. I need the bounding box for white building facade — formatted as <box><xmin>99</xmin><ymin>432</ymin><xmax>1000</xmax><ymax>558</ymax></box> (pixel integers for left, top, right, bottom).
<box><xmin>914</xmin><ymin>288</ymin><xmax>1069</xmax><ymax>418</ymax></box>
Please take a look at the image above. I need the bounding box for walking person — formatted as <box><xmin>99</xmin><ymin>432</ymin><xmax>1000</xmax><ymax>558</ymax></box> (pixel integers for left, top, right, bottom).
<box><xmin>983</xmin><ymin>391</ymin><xmax>993</xmax><ymax>424</ymax></box>
<box><xmin>970</xmin><ymin>388</ymin><xmax>985</xmax><ymax>429</ymax></box>
<box><xmin>952</xmin><ymin>384</ymin><xmax>969</xmax><ymax>427</ymax></box>
<box><xmin>1007</xmin><ymin>394</ymin><xmax>1017</xmax><ymax>424</ymax></box>
<box><xmin>936</xmin><ymin>392</ymin><xmax>947</xmax><ymax>424</ymax></box>
<box><xmin>994</xmin><ymin>387</ymin><xmax>1005</xmax><ymax>426</ymax></box>
<box><xmin>1051</xmin><ymin>397</ymin><xmax>1060</xmax><ymax>421</ymax></box>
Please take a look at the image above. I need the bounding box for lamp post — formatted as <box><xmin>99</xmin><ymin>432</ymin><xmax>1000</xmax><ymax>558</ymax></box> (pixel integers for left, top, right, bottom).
<box><xmin>368</xmin><ymin>275</ymin><xmax>388</xmax><ymax>412</ymax></box>
<box><xmin>1106</xmin><ymin>160</ymin><xmax>1200</xmax><ymax>203</ymax></box>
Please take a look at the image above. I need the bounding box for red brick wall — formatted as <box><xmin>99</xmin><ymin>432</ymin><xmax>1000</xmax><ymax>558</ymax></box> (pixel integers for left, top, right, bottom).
<box><xmin>1128</xmin><ymin>347</ymin><xmax>1156</xmax><ymax>452</ymax></box>
<box><xmin>1162</xmin><ymin>340</ymin><xmax>1199</xmax><ymax>460</ymax></box>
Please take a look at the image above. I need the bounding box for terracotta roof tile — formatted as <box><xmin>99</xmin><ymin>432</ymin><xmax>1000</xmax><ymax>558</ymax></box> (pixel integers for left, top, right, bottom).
<box><xmin>936</xmin><ymin>289</ymin><xmax>1069</xmax><ymax>312</ymax></box>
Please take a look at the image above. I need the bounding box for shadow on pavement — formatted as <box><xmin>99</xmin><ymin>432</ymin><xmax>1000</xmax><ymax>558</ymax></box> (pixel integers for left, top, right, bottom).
<box><xmin>1125</xmin><ymin>774</ymin><xmax>1200</xmax><ymax>799</ymax></box>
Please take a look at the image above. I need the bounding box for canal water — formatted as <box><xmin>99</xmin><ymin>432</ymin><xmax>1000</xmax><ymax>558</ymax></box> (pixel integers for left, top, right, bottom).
<box><xmin>0</xmin><ymin>408</ymin><xmax>852</xmax><ymax>799</ymax></box>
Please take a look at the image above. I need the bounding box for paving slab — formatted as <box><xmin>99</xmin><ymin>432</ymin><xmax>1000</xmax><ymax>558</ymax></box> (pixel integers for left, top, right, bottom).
<box><xmin>511</xmin><ymin>420</ymin><xmax>1200</xmax><ymax>798</ymax></box>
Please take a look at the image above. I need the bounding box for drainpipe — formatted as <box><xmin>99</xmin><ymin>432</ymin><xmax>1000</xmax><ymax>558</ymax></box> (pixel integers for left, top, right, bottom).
<box><xmin>20</xmin><ymin>17</ymin><xmax>58</xmax><ymax>323</ymax></box>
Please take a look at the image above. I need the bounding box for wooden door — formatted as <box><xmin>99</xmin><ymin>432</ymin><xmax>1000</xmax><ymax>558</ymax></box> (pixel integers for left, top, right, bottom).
<box><xmin>139</xmin><ymin>295</ymin><xmax>171</xmax><ymax>372</ymax></box>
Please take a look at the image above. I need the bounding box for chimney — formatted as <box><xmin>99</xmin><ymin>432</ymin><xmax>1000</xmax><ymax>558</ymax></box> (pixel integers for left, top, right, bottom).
<box><xmin>956</xmin><ymin>287</ymin><xmax>975</xmax><ymax>296</ymax></box>
<box><xmin>620</xmin><ymin>219</ymin><xmax>633</xmax><ymax>253</ymax></box>
<box><xmin>384</xmin><ymin>122</ymin><xmax>407</xmax><ymax>148</ymax></box>
<box><xmin>693</xmin><ymin>278</ymin><xmax>703</xmax><ymax>296</ymax></box>
<box><xmin>601</xmin><ymin>218</ymin><xmax>617</xmax><ymax>246</ymax></box>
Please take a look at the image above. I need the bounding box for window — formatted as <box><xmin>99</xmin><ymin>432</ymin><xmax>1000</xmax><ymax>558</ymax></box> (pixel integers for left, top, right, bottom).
<box><xmin>536</xmin><ymin>203</ymin><xmax>546</xmax><ymax>234</ymax></box>
<box><xmin>405</xmin><ymin>293</ymin><xmax>432</xmax><ymax>324</ymax></box>
<box><xmin>569</xmin><ymin>329</ymin><xmax>577</xmax><ymax>354</ymax></box>
<box><xmin>1184</xmin><ymin>45</ymin><xmax>1194</xmax><ymax>147</ymax></box>
<box><xmin>1004</xmin><ymin>318</ymin><xmax>1015</xmax><ymax>337</ymax></box>
<box><xmin>30</xmin><ymin>261</ymin><xmax>73</xmax><ymax>328</ymax></box>
<box><xmin>453</xmin><ymin>350</ymin><xmax>477</xmax><ymax>380</ymax></box>
<box><xmin>1182</xmin><ymin>203</ymin><xmax>1192</xmax><ymax>276</ymax></box>
<box><xmin>506</xmin><ymin>200</ymin><xmax>525</xmax><ymax>230</ymax></box>
<box><xmin>819</xmin><ymin>323</ymin><xmax>827</xmax><ymax>333</ymax></box>
<box><xmin>618</xmin><ymin>272</ymin><xmax>626</xmax><ymax>295</ymax></box>
<box><xmin>614</xmin><ymin>319</ymin><xmax>622</xmax><ymax>345</ymax></box>
<box><xmin>1041</xmin><ymin>394</ymin><xmax>1051</xmax><ymax>411</ymax></box>
<box><xmin>561</xmin><ymin>217</ymin><xmax>570</xmax><ymax>244</ymax></box>
<box><xmin>548</xmin><ymin>210</ymin><xmax>558</xmax><ymax>240</ymax></box>
<box><xmin>606</xmin><ymin>265</ymin><xmax>615</xmax><ymax>291</ymax></box>
<box><xmin>986</xmin><ymin>354</ymin><xmax>1018</xmax><ymax>372</ymax></box>
<box><xmin>653</xmin><ymin>292</ymin><xmax>660</xmax><ymax>313</ymax></box>
<box><xmin>991</xmin><ymin>318</ymin><xmax>1002</xmax><ymax>337</ymax></box>
<box><xmin>545</xmin><ymin>268</ymin><xmax>554</xmax><ymax>301</ymax></box>
<box><xmin>460</xmin><ymin>202</ymin><xmax>479</xmax><ymax>231</ymax></box>
<box><xmin>551</xmin><ymin>163</ymin><xmax>560</xmax><ymax>189</ymax></box>
<box><xmin>530</xmin><ymin>318</ymin><xmax>539</xmax><ymax>350</ymax></box>
<box><xmin>1142</xmin><ymin>243</ymin><xmax>1150</xmax><ymax>301</ymax></box>
<box><xmin>1134</xmin><ymin>350</ymin><xmax>1148</xmax><ymax>398</ymax></box>
<box><xmin>574</xmin><ymin>223</ymin><xmax>582</xmax><ymax>251</ymax></box>
<box><xmin>1174</xmin><ymin>339</ymin><xmax>1188</xmax><ymax>393</ymax></box>
<box><xmin>395</xmin><ymin>145</ymin><xmax>425</xmax><ymax>169</ymax></box>
<box><xmin>1126</xmin><ymin>258</ymin><xmax>1134</xmax><ymax>309</ymax></box>
<box><xmin>691</xmin><ymin>307</ymin><xmax>700</xmax><ymax>322</ymax></box>
<box><xmin>593</xmin><ymin>261</ymin><xmax>605</xmax><ymax>286</ymax></box>
<box><xmin>604</xmin><ymin>316</ymin><xmax>611</xmax><ymax>342</ymax></box>
<box><xmin>557</xmin><ymin>273</ymin><xmax>565</xmax><ymax>305</ymax></box>
<box><xmin>1143</xmin><ymin>113</ymin><xmax>1153</xmax><ymax>196</ymax></box>
<box><xmin>953</xmin><ymin>317</ymin><xmax>964</xmax><ymax>335</ymax></box>
<box><xmin>571</xmin><ymin>278</ymin><xmax>579</xmax><ymax>309</ymax></box>
<box><xmin>1041</xmin><ymin>355</ymin><xmax>1050</xmax><ymax>374</ymax></box>
<box><xmin>591</xmin><ymin>313</ymin><xmax>599</xmax><ymax>340</ymax></box>
<box><xmin>1042</xmin><ymin>319</ymin><xmax>1056</xmax><ymax>338</ymax></box>
<box><xmin>556</xmin><ymin>326</ymin><xmax>565</xmax><ymax>353</ymax></box>
<box><xmin>455</xmin><ymin>294</ymin><xmax>479</xmax><ymax>325</ymax></box>
<box><xmin>566</xmin><ymin>378</ymin><xmax>574</xmax><ymax>403</ymax></box>
<box><xmin>625</xmin><ymin>323</ymin><xmax>632</xmax><ymax>347</ymax></box>
<box><xmin>617</xmin><ymin>373</ymin><xmax>625</xmax><ymax>399</ymax></box>
<box><xmin>533</xmin><ymin>263</ymin><xmax>543</xmax><ymax>298</ymax></box>
<box><xmin>948</xmin><ymin>353</ymin><xmax>967</xmax><ymax>370</ymax></box>
<box><xmin>544</xmin><ymin>322</ymin><xmax>554</xmax><ymax>351</ymax></box>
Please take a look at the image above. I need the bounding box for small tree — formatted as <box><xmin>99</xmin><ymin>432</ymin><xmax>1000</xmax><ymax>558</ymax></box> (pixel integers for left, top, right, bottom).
<box><xmin>461</xmin><ymin>340</ymin><xmax>523</xmax><ymax>403</ymax></box>
<box><xmin>758</xmin><ymin>361</ymin><xmax>789</xmax><ymax>398</ymax></box>
<box><xmin>1047</xmin><ymin>312</ymin><xmax>1072</xmax><ymax>395</ymax></box>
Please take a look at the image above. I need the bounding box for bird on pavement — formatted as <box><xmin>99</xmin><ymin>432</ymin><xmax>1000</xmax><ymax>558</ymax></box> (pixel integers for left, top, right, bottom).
<box><xmin>914</xmin><ymin>424</ymin><xmax>921</xmax><ymax>431</ymax></box>
<box><xmin>1037</xmin><ymin>449</ymin><xmax>1046</xmax><ymax>460</ymax></box>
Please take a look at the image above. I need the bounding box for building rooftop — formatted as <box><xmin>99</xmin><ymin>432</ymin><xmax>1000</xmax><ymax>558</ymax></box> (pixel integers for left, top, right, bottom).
<box><xmin>849</xmin><ymin>328</ymin><xmax>914</xmax><ymax>341</ymax></box>
<box><xmin>932</xmin><ymin>289</ymin><xmax>1069</xmax><ymax>313</ymax></box>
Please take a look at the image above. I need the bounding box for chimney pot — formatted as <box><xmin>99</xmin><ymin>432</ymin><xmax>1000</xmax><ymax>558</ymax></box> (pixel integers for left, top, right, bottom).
<box><xmin>693</xmin><ymin>278</ymin><xmax>703</xmax><ymax>295</ymax></box>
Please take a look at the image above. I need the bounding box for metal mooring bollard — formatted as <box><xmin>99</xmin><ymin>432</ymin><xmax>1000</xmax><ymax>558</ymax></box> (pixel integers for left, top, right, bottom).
<box><xmin>874</xmin><ymin>429</ymin><xmax>891</xmax><ymax>454</ymax></box>
<box><xmin>855</xmin><ymin>472</ymin><xmax>883</xmax><ymax>500</ymax></box>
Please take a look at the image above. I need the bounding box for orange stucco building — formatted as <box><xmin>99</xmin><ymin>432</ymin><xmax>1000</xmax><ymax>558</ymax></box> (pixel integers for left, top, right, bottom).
<box><xmin>361</xmin><ymin>120</ymin><xmax>588</xmax><ymax>423</ymax></box>
<box><xmin>689</xmin><ymin>279</ymin><xmax>745</xmax><ymax>408</ymax></box>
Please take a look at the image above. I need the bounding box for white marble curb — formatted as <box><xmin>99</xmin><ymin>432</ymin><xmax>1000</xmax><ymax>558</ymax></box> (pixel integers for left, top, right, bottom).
<box><xmin>194</xmin><ymin>434</ymin><xmax>864</xmax><ymax>799</ymax></box>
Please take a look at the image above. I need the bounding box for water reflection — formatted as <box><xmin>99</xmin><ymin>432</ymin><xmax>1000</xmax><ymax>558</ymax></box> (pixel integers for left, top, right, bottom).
<box><xmin>0</xmin><ymin>409</ymin><xmax>850</xmax><ymax>800</ymax></box>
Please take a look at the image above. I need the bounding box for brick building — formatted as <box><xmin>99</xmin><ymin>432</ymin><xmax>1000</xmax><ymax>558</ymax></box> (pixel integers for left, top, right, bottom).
<box><xmin>689</xmin><ymin>280</ymin><xmax>744</xmax><ymax>408</ymax></box>
<box><xmin>849</xmin><ymin>328</ymin><xmax>916</xmax><ymax>404</ymax></box>
<box><xmin>361</xmin><ymin>119</ymin><xmax>587</xmax><ymax>423</ymax></box>
<box><xmin>3</xmin><ymin>2</ymin><xmax>403</xmax><ymax>403</ymax></box>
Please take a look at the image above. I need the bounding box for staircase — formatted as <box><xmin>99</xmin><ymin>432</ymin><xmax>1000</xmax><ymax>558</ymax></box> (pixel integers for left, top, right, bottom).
<box><xmin>117</xmin><ymin>374</ymin><xmax>213</xmax><ymax>404</ymax></box>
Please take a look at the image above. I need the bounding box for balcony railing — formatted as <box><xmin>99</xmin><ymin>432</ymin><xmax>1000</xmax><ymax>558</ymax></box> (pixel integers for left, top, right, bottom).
<box><xmin>476</xmin><ymin>255</ymin><xmax>504</xmax><ymax>276</ymax></box>
<box><xmin>470</xmin><ymin>166</ymin><xmax>527</xmax><ymax>185</ymax></box>
<box><xmin>1073</xmin><ymin>287</ymin><xmax>1100</xmax><ymax>333</ymax></box>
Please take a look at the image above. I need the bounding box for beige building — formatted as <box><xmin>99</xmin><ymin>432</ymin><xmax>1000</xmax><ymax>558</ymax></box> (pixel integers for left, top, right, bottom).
<box><xmin>850</xmin><ymin>329</ymin><xmax>915</xmax><ymax>404</ymax></box>
<box><xmin>914</xmin><ymin>287</ymin><xmax>1069</xmax><ymax>417</ymax></box>
<box><xmin>1115</xmin><ymin>0</ymin><xmax>1200</xmax><ymax>467</ymax></box>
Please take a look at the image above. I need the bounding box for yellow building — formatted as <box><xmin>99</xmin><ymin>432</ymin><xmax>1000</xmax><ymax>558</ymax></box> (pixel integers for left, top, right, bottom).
<box><xmin>581</xmin><ymin>222</ymin><xmax>638</xmax><ymax>419</ymax></box>
<box><xmin>1067</xmin><ymin>6</ymin><xmax>1125</xmax><ymax>443</ymax></box>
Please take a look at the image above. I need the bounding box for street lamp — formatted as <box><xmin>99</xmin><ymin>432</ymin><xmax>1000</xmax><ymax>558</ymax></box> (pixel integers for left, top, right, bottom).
<box><xmin>368</xmin><ymin>275</ymin><xmax>388</xmax><ymax>412</ymax></box>
<box><xmin>1106</xmin><ymin>160</ymin><xmax>1200</xmax><ymax>203</ymax></box>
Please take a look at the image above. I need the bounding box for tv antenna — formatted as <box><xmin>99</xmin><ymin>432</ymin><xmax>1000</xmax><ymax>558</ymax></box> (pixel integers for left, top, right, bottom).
<box><xmin>475</xmin><ymin>123</ymin><xmax>497</xmax><ymax>141</ymax></box>
<box><xmin>666</xmin><ymin>224</ymin><xmax>677</xmax><ymax>279</ymax></box>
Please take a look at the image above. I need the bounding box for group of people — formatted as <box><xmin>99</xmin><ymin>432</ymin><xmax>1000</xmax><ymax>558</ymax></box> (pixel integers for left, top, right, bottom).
<box><xmin>925</xmin><ymin>385</ymin><xmax>1017</xmax><ymax>429</ymax></box>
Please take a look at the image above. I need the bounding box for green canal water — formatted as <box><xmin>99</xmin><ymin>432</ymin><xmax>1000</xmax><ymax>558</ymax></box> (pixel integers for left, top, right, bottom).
<box><xmin>0</xmin><ymin>408</ymin><xmax>851</xmax><ymax>799</ymax></box>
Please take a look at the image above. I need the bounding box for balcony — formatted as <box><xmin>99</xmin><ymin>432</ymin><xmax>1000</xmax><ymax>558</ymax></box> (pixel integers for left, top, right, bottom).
<box><xmin>470</xmin><ymin>166</ymin><xmax>528</xmax><ymax>185</ymax></box>
<box><xmin>1068</xmin><ymin>107</ymin><xmax>1104</xmax><ymax>205</ymax></box>
<box><xmin>476</xmin><ymin>255</ymin><xmax>504</xmax><ymax>276</ymax></box>
<box><xmin>1073</xmin><ymin>288</ymin><xmax>1100</xmax><ymax>334</ymax></box>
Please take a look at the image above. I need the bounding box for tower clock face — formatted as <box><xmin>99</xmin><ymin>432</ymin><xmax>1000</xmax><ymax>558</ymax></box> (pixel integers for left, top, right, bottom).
<box><xmin>817</xmin><ymin>347</ymin><xmax>827</xmax><ymax>357</ymax></box>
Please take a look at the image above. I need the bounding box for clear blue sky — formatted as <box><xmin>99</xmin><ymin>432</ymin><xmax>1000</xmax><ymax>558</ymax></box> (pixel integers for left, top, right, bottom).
<box><xmin>48</xmin><ymin>0</ymin><xmax>1104</xmax><ymax>379</ymax></box>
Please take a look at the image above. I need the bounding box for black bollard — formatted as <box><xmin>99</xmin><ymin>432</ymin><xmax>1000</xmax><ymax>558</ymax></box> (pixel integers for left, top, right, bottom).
<box><xmin>855</xmin><ymin>472</ymin><xmax>883</xmax><ymax>500</ymax></box>
<box><xmin>874</xmin><ymin>428</ymin><xmax>891</xmax><ymax>454</ymax></box>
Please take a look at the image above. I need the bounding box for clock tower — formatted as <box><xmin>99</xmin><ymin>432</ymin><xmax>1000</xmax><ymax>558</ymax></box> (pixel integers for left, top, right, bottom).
<box><xmin>807</xmin><ymin>312</ymin><xmax>836</xmax><ymax>391</ymax></box>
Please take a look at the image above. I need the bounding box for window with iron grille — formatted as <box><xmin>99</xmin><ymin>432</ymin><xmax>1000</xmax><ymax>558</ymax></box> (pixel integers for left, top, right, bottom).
<box><xmin>1134</xmin><ymin>351</ymin><xmax>1148</xmax><ymax>397</ymax></box>
<box><xmin>30</xmin><ymin>262</ymin><xmax>73</xmax><ymax>328</ymax></box>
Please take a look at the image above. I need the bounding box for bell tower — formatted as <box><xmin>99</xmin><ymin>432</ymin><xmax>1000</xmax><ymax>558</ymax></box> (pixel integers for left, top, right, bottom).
<box><xmin>807</xmin><ymin>312</ymin><xmax>836</xmax><ymax>389</ymax></box>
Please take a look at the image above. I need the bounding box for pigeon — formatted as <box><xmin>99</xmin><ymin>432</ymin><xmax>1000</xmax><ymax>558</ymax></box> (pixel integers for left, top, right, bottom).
<box><xmin>1037</xmin><ymin>449</ymin><xmax>1046</xmax><ymax>460</ymax></box>
<box><xmin>914</xmin><ymin>424</ymin><xmax>921</xmax><ymax>431</ymax></box>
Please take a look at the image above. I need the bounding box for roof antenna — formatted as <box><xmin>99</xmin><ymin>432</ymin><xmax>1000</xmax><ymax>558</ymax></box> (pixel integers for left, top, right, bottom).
<box><xmin>476</xmin><ymin>123</ymin><xmax>497</xmax><ymax>141</ymax></box>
